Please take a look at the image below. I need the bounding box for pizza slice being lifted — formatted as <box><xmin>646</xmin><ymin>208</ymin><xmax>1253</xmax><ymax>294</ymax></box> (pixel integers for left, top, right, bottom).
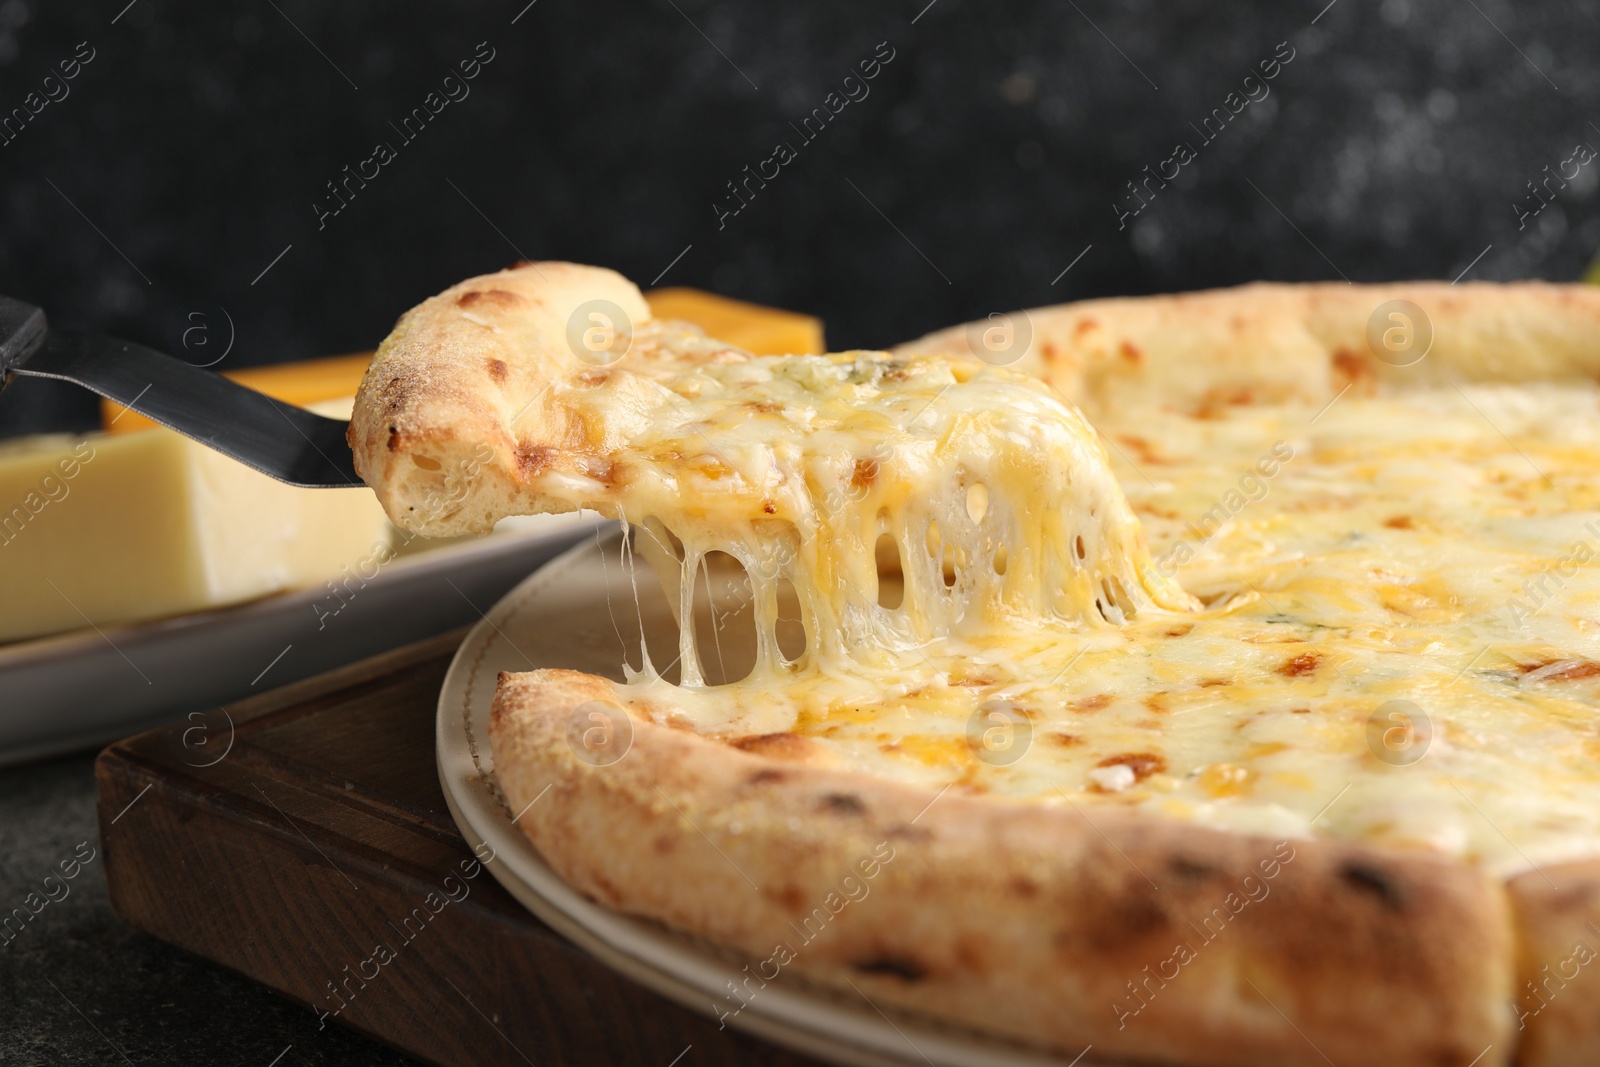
<box><xmin>351</xmin><ymin>262</ymin><xmax>1600</xmax><ymax>1067</ymax></box>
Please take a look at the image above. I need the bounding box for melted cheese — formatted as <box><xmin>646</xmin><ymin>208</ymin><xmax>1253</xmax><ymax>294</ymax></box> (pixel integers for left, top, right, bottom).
<box><xmin>534</xmin><ymin>337</ymin><xmax>1191</xmax><ymax>684</ymax></box>
<box><xmin>530</xmin><ymin>331</ymin><xmax>1600</xmax><ymax>878</ymax></box>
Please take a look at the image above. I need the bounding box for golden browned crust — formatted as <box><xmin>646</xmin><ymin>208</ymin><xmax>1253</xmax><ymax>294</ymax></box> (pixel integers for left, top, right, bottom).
<box><xmin>1508</xmin><ymin>861</ymin><xmax>1600</xmax><ymax>1066</ymax></box>
<box><xmin>491</xmin><ymin>669</ymin><xmax>1514</xmax><ymax>1067</ymax></box>
<box><xmin>349</xmin><ymin>261</ymin><xmax>655</xmax><ymax>536</ymax></box>
<box><xmin>895</xmin><ymin>282</ymin><xmax>1600</xmax><ymax>415</ymax></box>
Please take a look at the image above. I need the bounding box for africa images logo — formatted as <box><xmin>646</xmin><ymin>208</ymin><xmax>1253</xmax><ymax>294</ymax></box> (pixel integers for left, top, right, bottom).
<box><xmin>1114</xmin><ymin>41</ymin><xmax>1296</xmax><ymax>231</ymax></box>
<box><xmin>713</xmin><ymin>41</ymin><xmax>897</xmax><ymax>230</ymax></box>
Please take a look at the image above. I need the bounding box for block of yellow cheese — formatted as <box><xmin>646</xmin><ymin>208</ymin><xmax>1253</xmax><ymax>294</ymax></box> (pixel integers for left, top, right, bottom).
<box><xmin>100</xmin><ymin>290</ymin><xmax>824</xmax><ymax>432</ymax></box>
<box><xmin>645</xmin><ymin>288</ymin><xmax>825</xmax><ymax>355</ymax></box>
<box><xmin>0</xmin><ymin>411</ymin><xmax>393</xmax><ymax>643</ymax></box>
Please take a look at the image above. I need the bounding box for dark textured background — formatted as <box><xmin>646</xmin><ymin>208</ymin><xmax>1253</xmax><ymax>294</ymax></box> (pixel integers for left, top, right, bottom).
<box><xmin>1</xmin><ymin>0</ymin><xmax>1597</xmax><ymax>440</ymax></box>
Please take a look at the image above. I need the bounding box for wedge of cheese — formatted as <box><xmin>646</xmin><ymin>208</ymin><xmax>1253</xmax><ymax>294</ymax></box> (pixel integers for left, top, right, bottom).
<box><xmin>645</xmin><ymin>287</ymin><xmax>824</xmax><ymax>355</ymax></box>
<box><xmin>0</xmin><ymin>409</ymin><xmax>392</xmax><ymax>643</ymax></box>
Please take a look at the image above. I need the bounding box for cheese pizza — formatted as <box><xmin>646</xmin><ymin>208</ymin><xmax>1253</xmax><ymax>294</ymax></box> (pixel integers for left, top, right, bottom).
<box><xmin>351</xmin><ymin>262</ymin><xmax>1600</xmax><ymax>1067</ymax></box>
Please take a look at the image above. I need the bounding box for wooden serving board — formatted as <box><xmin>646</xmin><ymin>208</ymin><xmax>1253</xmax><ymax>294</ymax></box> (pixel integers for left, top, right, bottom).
<box><xmin>94</xmin><ymin>630</ymin><xmax>825</xmax><ymax>1067</ymax></box>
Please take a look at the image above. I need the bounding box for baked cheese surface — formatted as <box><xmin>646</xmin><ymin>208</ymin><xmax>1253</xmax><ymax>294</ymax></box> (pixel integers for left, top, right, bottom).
<box><xmin>537</xmin><ymin>335</ymin><xmax>1191</xmax><ymax>677</ymax></box>
<box><xmin>619</xmin><ymin>380</ymin><xmax>1600</xmax><ymax>878</ymax></box>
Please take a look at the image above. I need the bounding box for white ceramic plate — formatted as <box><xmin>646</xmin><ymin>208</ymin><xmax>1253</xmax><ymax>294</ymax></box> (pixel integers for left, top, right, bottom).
<box><xmin>437</xmin><ymin>527</ymin><xmax>1100</xmax><ymax>1067</ymax></box>
<box><xmin>0</xmin><ymin>514</ymin><xmax>597</xmax><ymax>766</ymax></box>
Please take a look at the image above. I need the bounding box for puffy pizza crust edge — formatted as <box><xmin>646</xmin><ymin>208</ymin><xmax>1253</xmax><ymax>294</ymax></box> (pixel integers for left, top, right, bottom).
<box><xmin>490</xmin><ymin>668</ymin><xmax>1514</xmax><ymax>1067</ymax></box>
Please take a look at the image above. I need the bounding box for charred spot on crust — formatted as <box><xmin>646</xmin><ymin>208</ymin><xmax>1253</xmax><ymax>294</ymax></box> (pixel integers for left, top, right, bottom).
<box><xmin>953</xmin><ymin>935</ymin><xmax>990</xmax><ymax>975</ymax></box>
<box><xmin>1167</xmin><ymin>857</ymin><xmax>1217</xmax><ymax>884</ymax></box>
<box><xmin>456</xmin><ymin>288</ymin><xmax>521</xmax><ymax>309</ymax></box>
<box><xmin>1096</xmin><ymin>751</ymin><xmax>1166</xmax><ymax>781</ymax></box>
<box><xmin>387</xmin><ymin>425</ymin><xmax>400</xmax><ymax>451</ymax></box>
<box><xmin>1194</xmin><ymin>385</ymin><xmax>1261</xmax><ymax>420</ymax></box>
<box><xmin>514</xmin><ymin>444</ymin><xmax>556</xmax><ymax>480</ymax></box>
<box><xmin>487</xmin><ymin>358</ymin><xmax>508</xmax><ymax>382</ymax></box>
<box><xmin>1332</xmin><ymin>346</ymin><xmax>1372</xmax><ymax>385</ymax></box>
<box><xmin>1116</xmin><ymin>434</ymin><xmax>1164</xmax><ymax>466</ymax></box>
<box><xmin>1009</xmin><ymin>877</ymin><xmax>1040</xmax><ymax>898</ymax></box>
<box><xmin>1119</xmin><ymin>340</ymin><xmax>1143</xmax><ymax>365</ymax></box>
<box><xmin>746</xmin><ymin>768</ymin><xmax>787</xmax><ymax>785</ymax></box>
<box><xmin>853</xmin><ymin>956</ymin><xmax>927</xmax><ymax>982</ymax></box>
<box><xmin>1280</xmin><ymin>652</ymin><xmax>1322</xmax><ymax>677</ymax></box>
<box><xmin>819</xmin><ymin>792</ymin><xmax>866</xmax><ymax>816</ymax></box>
<box><xmin>883</xmin><ymin>823</ymin><xmax>932</xmax><ymax>842</ymax></box>
<box><xmin>1384</xmin><ymin>515</ymin><xmax>1415</xmax><ymax>530</ymax></box>
<box><xmin>1340</xmin><ymin>861</ymin><xmax>1406</xmax><ymax>910</ymax></box>
<box><xmin>1520</xmin><ymin>658</ymin><xmax>1600</xmax><ymax>680</ymax></box>
<box><xmin>1088</xmin><ymin>894</ymin><xmax>1167</xmax><ymax>948</ymax></box>
<box><xmin>733</xmin><ymin>732</ymin><xmax>815</xmax><ymax>761</ymax></box>
<box><xmin>769</xmin><ymin>884</ymin><xmax>807</xmax><ymax>912</ymax></box>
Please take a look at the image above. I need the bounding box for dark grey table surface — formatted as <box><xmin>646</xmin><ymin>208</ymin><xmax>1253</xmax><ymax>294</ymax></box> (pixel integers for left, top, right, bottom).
<box><xmin>0</xmin><ymin>750</ymin><xmax>419</xmax><ymax>1067</ymax></box>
